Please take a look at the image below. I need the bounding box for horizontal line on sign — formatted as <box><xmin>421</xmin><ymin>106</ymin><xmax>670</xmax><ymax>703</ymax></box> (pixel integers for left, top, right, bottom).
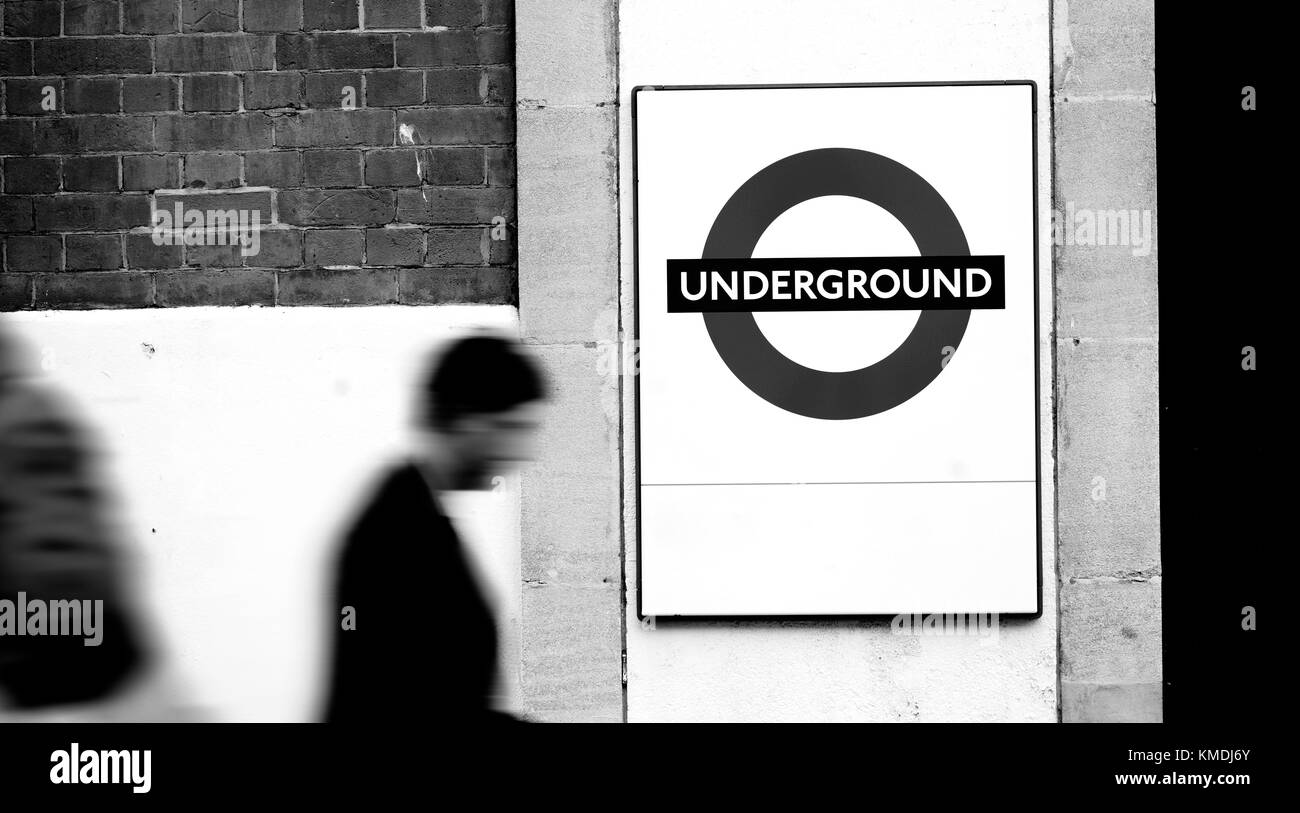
<box><xmin>642</xmin><ymin>480</ymin><xmax>1036</xmax><ymax>486</ymax></box>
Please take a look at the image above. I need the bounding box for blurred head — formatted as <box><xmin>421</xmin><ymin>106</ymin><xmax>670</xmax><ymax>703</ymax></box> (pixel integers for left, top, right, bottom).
<box><xmin>418</xmin><ymin>335</ymin><xmax>547</xmax><ymax>490</ymax></box>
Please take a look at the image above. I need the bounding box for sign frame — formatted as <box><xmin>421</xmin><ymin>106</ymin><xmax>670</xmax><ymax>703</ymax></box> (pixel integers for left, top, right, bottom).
<box><xmin>631</xmin><ymin>80</ymin><xmax>1043</xmax><ymax>621</ymax></box>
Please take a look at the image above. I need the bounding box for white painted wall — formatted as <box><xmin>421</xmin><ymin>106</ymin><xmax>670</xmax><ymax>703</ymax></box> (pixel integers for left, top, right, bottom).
<box><xmin>619</xmin><ymin>0</ymin><xmax>1058</xmax><ymax>720</ymax></box>
<box><xmin>0</xmin><ymin>306</ymin><xmax>524</xmax><ymax>722</ymax></box>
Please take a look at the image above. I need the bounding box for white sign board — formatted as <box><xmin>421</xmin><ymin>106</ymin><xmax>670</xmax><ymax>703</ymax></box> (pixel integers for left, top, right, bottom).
<box><xmin>634</xmin><ymin>83</ymin><xmax>1040</xmax><ymax>617</ymax></box>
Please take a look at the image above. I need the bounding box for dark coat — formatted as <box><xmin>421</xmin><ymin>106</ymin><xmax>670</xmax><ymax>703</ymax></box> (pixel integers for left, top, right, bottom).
<box><xmin>322</xmin><ymin>463</ymin><xmax>506</xmax><ymax>723</ymax></box>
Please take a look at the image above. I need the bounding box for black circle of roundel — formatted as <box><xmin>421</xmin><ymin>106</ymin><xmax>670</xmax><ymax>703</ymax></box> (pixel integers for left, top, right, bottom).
<box><xmin>700</xmin><ymin>147</ymin><xmax>972</xmax><ymax>420</ymax></box>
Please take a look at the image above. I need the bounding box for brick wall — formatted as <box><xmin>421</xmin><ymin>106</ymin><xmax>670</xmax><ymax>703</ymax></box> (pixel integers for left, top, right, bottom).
<box><xmin>0</xmin><ymin>0</ymin><xmax>516</xmax><ymax>311</ymax></box>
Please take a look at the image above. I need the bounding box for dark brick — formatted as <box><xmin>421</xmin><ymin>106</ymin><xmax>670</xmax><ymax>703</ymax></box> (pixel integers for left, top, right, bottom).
<box><xmin>66</xmin><ymin>78</ymin><xmax>121</xmax><ymax>114</ymax></box>
<box><xmin>488</xmin><ymin>228</ymin><xmax>513</xmax><ymax>264</ymax></box>
<box><xmin>36</xmin><ymin>272</ymin><xmax>154</xmax><ymax>309</ymax></box>
<box><xmin>4</xmin><ymin>1</ymin><xmax>61</xmax><ymax>36</ymax></box>
<box><xmin>366</xmin><ymin>0</ymin><xmax>420</xmax><ymax>29</ymax></box>
<box><xmin>244</xmin><ymin>0</ymin><xmax>303</xmax><ymax>32</ymax></box>
<box><xmin>486</xmin><ymin>146</ymin><xmax>513</xmax><ymax>186</ymax></box>
<box><xmin>123</xmin><ymin>154</ymin><xmax>181</xmax><ymax>190</ymax></box>
<box><xmin>183</xmin><ymin>0</ymin><xmax>239</xmax><ymax>32</ymax></box>
<box><xmin>245</xmin><ymin>227</ymin><xmax>301</xmax><ymax>267</ymax></box>
<box><xmin>396</xmin><ymin>30</ymin><xmax>509</xmax><ymax>67</ymax></box>
<box><xmin>365</xmin><ymin>227</ymin><xmax>421</xmax><ymax>266</ymax></box>
<box><xmin>424</xmin><ymin>227</ymin><xmax>482</xmax><ymax>265</ymax></box>
<box><xmin>184</xmin><ymin>74</ymin><xmax>241</xmax><ymax>111</ymax></box>
<box><xmin>2</xmin><ymin>79</ymin><xmax>56</xmax><ymax>118</ymax></box>
<box><xmin>364</xmin><ymin>149</ymin><xmax>419</xmax><ymax>186</ymax></box>
<box><xmin>0</xmin><ymin>196</ymin><xmax>34</xmax><ymax>232</ymax></box>
<box><xmin>0</xmin><ymin>274</ymin><xmax>33</xmax><ymax>310</ymax></box>
<box><xmin>154</xmin><ymin>189</ymin><xmax>274</xmax><ymax>223</ymax></box>
<box><xmin>277</xmin><ymin>33</ymin><xmax>393</xmax><ymax>69</ymax></box>
<box><xmin>156</xmin><ymin>268</ymin><xmax>274</xmax><ymax>305</ymax></box>
<box><xmin>126</xmin><ymin>232</ymin><xmax>184</xmax><ymax>269</ymax></box>
<box><xmin>63</xmin><ymin>156</ymin><xmax>120</xmax><ymax>192</ymax></box>
<box><xmin>481</xmin><ymin>66</ymin><xmax>513</xmax><ymax>105</ymax></box>
<box><xmin>5</xmin><ymin>235</ymin><xmax>62</xmax><ymax>271</ymax></box>
<box><xmin>273</xmin><ymin>109</ymin><xmax>393</xmax><ymax>147</ymax></box>
<box><xmin>156</xmin><ymin>35</ymin><xmax>274</xmax><ymax>71</ymax></box>
<box><xmin>64</xmin><ymin>0</ymin><xmax>122</xmax><ymax>35</ymax></box>
<box><xmin>395</xmin><ymin>108</ymin><xmax>510</xmax><ymax>145</ymax></box>
<box><xmin>278</xmin><ymin>267</ymin><xmax>396</xmax><ymax>305</ymax></box>
<box><xmin>65</xmin><ymin>233</ymin><xmax>124</xmax><ymax>270</ymax></box>
<box><xmin>244</xmin><ymin>150</ymin><xmax>301</xmax><ymax>186</ymax></box>
<box><xmin>481</xmin><ymin>235</ymin><xmax>512</xmax><ymax>266</ymax></box>
<box><xmin>0</xmin><ymin>41</ymin><xmax>33</xmax><ymax>76</ymax></box>
<box><xmin>304</xmin><ymin>228</ymin><xmax>363</xmax><ymax>266</ymax></box>
<box><xmin>397</xmin><ymin>187</ymin><xmax>511</xmax><ymax>224</ymax></box>
<box><xmin>3</xmin><ymin>157</ymin><xmax>59</xmax><ymax>193</ymax></box>
<box><xmin>366</xmin><ymin>70</ymin><xmax>422</xmax><ymax>106</ymax></box>
<box><xmin>34</xmin><ymin>39</ymin><xmax>154</xmax><ymax>75</ymax></box>
<box><xmin>306</xmin><ymin>71</ymin><xmax>362</xmax><ymax>108</ymax></box>
<box><xmin>303</xmin><ymin>0</ymin><xmax>357</xmax><ymax>30</ymax></box>
<box><xmin>425</xmin><ymin>0</ymin><xmax>483</xmax><ymax>28</ymax></box>
<box><xmin>123</xmin><ymin>76</ymin><xmax>179</xmax><ymax>112</ymax></box>
<box><xmin>279</xmin><ymin>188</ymin><xmax>394</xmax><ymax>226</ymax></box>
<box><xmin>0</xmin><ymin>120</ymin><xmax>36</xmax><ymax>153</ymax></box>
<box><xmin>185</xmin><ymin>153</ymin><xmax>242</xmax><ymax>188</ymax></box>
<box><xmin>483</xmin><ymin>0</ymin><xmax>511</xmax><ymax>26</ymax></box>
<box><xmin>303</xmin><ymin>149</ymin><xmax>361</xmax><ymax>187</ymax></box>
<box><xmin>400</xmin><ymin>267</ymin><xmax>511</xmax><ymax>305</ymax></box>
<box><xmin>244</xmin><ymin>71</ymin><xmax>305</xmax><ymax>109</ymax></box>
<box><xmin>425</xmin><ymin>147</ymin><xmax>483</xmax><ymax>185</ymax></box>
<box><xmin>36</xmin><ymin>117</ymin><xmax>155</xmax><ymax>153</ymax></box>
<box><xmin>4</xmin><ymin>78</ymin><xmax>60</xmax><ymax>115</ymax></box>
<box><xmin>156</xmin><ymin>114</ymin><xmax>273</xmax><ymax>151</ymax></box>
<box><xmin>185</xmin><ymin>241</ymin><xmax>244</xmax><ymax>268</ymax></box>
<box><xmin>33</xmin><ymin>193</ymin><xmax>149</xmax><ymax>231</ymax></box>
<box><xmin>176</xmin><ymin>71</ymin><xmax>241</xmax><ymax>110</ymax></box>
<box><xmin>122</xmin><ymin>0</ymin><xmax>178</xmax><ymax>33</ymax></box>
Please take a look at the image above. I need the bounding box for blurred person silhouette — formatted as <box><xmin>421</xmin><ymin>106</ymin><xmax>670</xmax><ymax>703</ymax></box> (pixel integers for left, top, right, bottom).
<box><xmin>0</xmin><ymin>325</ymin><xmax>174</xmax><ymax>720</ymax></box>
<box><xmin>323</xmin><ymin>334</ymin><xmax>547</xmax><ymax>724</ymax></box>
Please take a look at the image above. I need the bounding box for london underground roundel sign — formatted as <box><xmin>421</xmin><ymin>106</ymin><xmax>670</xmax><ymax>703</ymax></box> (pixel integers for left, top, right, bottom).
<box><xmin>634</xmin><ymin>82</ymin><xmax>1042</xmax><ymax>618</ymax></box>
<box><xmin>700</xmin><ymin>146</ymin><xmax>975</xmax><ymax>420</ymax></box>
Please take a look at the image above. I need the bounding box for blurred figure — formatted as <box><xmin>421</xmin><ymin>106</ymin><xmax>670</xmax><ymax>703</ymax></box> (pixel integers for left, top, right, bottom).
<box><xmin>323</xmin><ymin>334</ymin><xmax>546</xmax><ymax>723</ymax></box>
<box><xmin>0</xmin><ymin>326</ymin><xmax>152</xmax><ymax>716</ymax></box>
